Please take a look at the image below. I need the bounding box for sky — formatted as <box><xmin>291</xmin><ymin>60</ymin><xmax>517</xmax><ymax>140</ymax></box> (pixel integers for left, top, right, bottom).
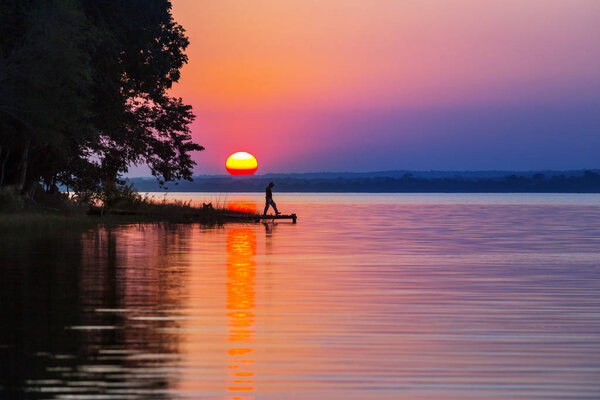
<box><xmin>146</xmin><ymin>0</ymin><xmax>600</xmax><ymax>175</ymax></box>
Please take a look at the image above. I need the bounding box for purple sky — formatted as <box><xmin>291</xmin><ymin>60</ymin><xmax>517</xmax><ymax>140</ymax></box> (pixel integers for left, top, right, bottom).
<box><xmin>132</xmin><ymin>0</ymin><xmax>600</xmax><ymax>175</ymax></box>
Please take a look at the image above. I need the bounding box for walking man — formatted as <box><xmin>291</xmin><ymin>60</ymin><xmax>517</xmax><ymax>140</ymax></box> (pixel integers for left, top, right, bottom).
<box><xmin>264</xmin><ymin>182</ymin><xmax>280</xmax><ymax>215</ymax></box>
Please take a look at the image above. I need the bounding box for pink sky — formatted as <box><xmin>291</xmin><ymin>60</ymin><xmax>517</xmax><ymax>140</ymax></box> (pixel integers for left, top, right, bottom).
<box><xmin>149</xmin><ymin>0</ymin><xmax>600</xmax><ymax>175</ymax></box>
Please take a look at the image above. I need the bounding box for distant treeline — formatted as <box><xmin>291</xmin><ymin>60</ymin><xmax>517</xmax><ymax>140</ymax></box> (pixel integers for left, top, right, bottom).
<box><xmin>131</xmin><ymin>171</ymin><xmax>600</xmax><ymax>193</ymax></box>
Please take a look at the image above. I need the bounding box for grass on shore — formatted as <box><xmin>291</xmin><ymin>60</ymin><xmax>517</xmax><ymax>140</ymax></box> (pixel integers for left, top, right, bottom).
<box><xmin>0</xmin><ymin>190</ymin><xmax>256</xmax><ymax>235</ymax></box>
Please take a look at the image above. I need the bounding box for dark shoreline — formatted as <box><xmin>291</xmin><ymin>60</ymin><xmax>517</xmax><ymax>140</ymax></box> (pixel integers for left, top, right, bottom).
<box><xmin>130</xmin><ymin>171</ymin><xmax>600</xmax><ymax>194</ymax></box>
<box><xmin>0</xmin><ymin>205</ymin><xmax>258</xmax><ymax>235</ymax></box>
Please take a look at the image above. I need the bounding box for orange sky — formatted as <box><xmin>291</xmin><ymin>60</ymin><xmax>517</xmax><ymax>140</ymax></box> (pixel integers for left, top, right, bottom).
<box><xmin>162</xmin><ymin>0</ymin><xmax>600</xmax><ymax>174</ymax></box>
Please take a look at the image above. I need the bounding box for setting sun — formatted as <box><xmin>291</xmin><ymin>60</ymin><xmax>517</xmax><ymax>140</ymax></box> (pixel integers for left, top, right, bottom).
<box><xmin>226</xmin><ymin>152</ymin><xmax>258</xmax><ymax>175</ymax></box>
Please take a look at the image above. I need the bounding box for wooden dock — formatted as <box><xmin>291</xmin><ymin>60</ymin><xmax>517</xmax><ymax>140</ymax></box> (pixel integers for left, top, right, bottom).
<box><xmin>224</xmin><ymin>213</ymin><xmax>298</xmax><ymax>223</ymax></box>
<box><xmin>256</xmin><ymin>213</ymin><xmax>297</xmax><ymax>223</ymax></box>
<box><xmin>87</xmin><ymin>207</ymin><xmax>297</xmax><ymax>224</ymax></box>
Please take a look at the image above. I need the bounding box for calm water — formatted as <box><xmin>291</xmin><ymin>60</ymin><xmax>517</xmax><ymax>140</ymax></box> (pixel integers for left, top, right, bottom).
<box><xmin>1</xmin><ymin>193</ymin><xmax>600</xmax><ymax>399</ymax></box>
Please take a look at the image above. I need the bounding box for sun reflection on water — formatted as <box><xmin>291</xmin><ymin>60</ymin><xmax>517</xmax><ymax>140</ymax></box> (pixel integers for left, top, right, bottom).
<box><xmin>226</xmin><ymin>228</ymin><xmax>257</xmax><ymax>398</ymax></box>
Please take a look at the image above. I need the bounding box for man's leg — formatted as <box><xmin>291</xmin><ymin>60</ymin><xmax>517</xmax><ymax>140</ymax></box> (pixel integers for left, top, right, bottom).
<box><xmin>271</xmin><ymin>200</ymin><xmax>280</xmax><ymax>215</ymax></box>
<box><xmin>263</xmin><ymin>201</ymin><xmax>270</xmax><ymax>215</ymax></box>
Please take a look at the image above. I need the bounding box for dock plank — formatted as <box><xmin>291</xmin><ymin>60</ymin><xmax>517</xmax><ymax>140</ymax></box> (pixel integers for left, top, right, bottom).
<box><xmin>224</xmin><ymin>213</ymin><xmax>297</xmax><ymax>223</ymax></box>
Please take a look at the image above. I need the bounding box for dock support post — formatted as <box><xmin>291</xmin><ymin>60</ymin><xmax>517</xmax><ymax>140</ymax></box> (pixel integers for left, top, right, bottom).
<box><xmin>292</xmin><ymin>213</ymin><xmax>297</xmax><ymax>224</ymax></box>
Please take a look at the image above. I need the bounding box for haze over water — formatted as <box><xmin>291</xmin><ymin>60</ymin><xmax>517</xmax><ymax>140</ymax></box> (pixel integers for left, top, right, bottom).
<box><xmin>2</xmin><ymin>194</ymin><xmax>600</xmax><ymax>399</ymax></box>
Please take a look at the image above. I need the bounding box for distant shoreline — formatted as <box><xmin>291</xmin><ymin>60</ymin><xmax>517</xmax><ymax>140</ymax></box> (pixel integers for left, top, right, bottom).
<box><xmin>129</xmin><ymin>170</ymin><xmax>600</xmax><ymax>194</ymax></box>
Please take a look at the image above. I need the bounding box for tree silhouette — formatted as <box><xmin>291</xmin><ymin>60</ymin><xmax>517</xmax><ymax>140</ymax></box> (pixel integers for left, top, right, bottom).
<box><xmin>0</xmin><ymin>0</ymin><xmax>202</xmax><ymax>198</ymax></box>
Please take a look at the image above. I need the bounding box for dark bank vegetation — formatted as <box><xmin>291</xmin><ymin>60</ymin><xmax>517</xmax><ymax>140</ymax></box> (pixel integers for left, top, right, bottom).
<box><xmin>0</xmin><ymin>184</ymin><xmax>254</xmax><ymax>235</ymax></box>
<box><xmin>131</xmin><ymin>170</ymin><xmax>600</xmax><ymax>193</ymax></box>
<box><xmin>0</xmin><ymin>0</ymin><xmax>203</xmax><ymax>219</ymax></box>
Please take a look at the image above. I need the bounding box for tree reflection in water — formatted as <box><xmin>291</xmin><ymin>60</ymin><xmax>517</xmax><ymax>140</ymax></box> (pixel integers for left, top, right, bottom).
<box><xmin>0</xmin><ymin>225</ymin><xmax>191</xmax><ymax>398</ymax></box>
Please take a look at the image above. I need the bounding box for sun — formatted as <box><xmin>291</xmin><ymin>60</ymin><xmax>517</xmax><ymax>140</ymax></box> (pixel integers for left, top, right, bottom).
<box><xmin>226</xmin><ymin>152</ymin><xmax>258</xmax><ymax>175</ymax></box>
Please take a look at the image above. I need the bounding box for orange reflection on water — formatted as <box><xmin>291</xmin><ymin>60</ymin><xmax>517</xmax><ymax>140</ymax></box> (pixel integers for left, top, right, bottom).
<box><xmin>226</xmin><ymin>228</ymin><xmax>257</xmax><ymax>398</ymax></box>
<box><xmin>226</xmin><ymin>200</ymin><xmax>258</xmax><ymax>215</ymax></box>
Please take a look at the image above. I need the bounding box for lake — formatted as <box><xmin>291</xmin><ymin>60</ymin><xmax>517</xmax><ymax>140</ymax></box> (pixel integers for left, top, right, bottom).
<box><xmin>1</xmin><ymin>193</ymin><xmax>600</xmax><ymax>399</ymax></box>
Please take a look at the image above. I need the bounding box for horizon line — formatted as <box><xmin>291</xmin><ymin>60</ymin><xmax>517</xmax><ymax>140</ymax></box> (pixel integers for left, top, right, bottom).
<box><xmin>127</xmin><ymin>168</ymin><xmax>600</xmax><ymax>179</ymax></box>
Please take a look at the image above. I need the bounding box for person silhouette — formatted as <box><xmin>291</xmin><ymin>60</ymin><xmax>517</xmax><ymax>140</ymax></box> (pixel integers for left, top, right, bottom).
<box><xmin>263</xmin><ymin>182</ymin><xmax>280</xmax><ymax>215</ymax></box>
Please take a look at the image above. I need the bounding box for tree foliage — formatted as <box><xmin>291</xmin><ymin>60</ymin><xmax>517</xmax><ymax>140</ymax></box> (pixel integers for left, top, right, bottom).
<box><xmin>0</xmin><ymin>0</ymin><xmax>202</xmax><ymax>198</ymax></box>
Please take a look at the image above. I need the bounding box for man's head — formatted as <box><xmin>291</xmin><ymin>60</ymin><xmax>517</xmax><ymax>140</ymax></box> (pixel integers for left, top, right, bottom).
<box><xmin>269</xmin><ymin>182</ymin><xmax>274</xmax><ymax>187</ymax></box>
